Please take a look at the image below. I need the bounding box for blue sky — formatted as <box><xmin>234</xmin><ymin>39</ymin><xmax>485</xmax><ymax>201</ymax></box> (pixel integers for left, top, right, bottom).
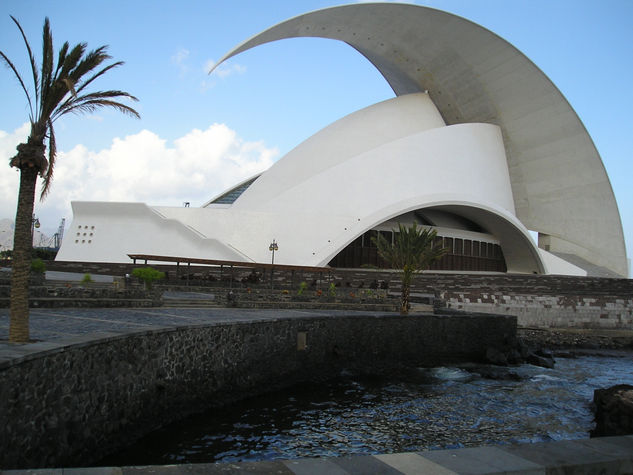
<box><xmin>1</xmin><ymin>0</ymin><xmax>631</xmax><ymax>273</ymax></box>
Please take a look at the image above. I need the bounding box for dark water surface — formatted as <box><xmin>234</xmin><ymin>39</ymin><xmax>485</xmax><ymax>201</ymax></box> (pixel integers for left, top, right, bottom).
<box><xmin>101</xmin><ymin>353</ymin><xmax>633</xmax><ymax>466</ymax></box>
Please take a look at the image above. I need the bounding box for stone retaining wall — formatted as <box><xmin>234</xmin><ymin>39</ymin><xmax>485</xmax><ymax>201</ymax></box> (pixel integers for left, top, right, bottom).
<box><xmin>441</xmin><ymin>292</ymin><xmax>632</xmax><ymax>329</ymax></box>
<box><xmin>33</xmin><ymin>262</ymin><xmax>633</xmax><ymax>328</ymax></box>
<box><xmin>0</xmin><ymin>312</ymin><xmax>515</xmax><ymax>469</ymax></box>
<box><xmin>0</xmin><ymin>281</ymin><xmax>160</xmax><ymax>308</ymax></box>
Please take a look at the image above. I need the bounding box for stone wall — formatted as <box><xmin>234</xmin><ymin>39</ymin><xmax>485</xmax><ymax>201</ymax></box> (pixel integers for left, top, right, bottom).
<box><xmin>43</xmin><ymin>262</ymin><xmax>633</xmax><ymax>328</ymax></box>
<box><xmin>0</xmin><ymin>312</ymin><xmax>515</xmax><ymax>469</ymax></box>
<box><xmin>418</xmin><ymin>274</ymin><xmax>633</xmax><ymax>329</ymax></box>
<box><xmin>0</xmin><ymin>280</ymin><xmax>160</xmax><ymax>308</ymax></box>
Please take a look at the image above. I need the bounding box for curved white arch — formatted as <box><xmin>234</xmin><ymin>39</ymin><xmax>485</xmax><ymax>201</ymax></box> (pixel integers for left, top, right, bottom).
<box><xmin>213</xmin><ymin>3</ymin><xmax>627</xmax><ymax>276</ymax></box>
<box><xmin>317</xmin><ymin>198</ymin><xmax>546</xmax><ymax>274</ymax></box>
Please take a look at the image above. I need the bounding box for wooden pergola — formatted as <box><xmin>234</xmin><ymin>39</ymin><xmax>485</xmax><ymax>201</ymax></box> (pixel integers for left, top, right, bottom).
<box><xmin>127</xmin><ymin>253</ymin><xmax>330</xmax><ymax>288</ymax></box>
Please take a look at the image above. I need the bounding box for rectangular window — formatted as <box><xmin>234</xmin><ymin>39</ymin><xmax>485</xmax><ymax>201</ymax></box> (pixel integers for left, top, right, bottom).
<box><xmin>463</xmin><ymin>239</ymin><xmax>472</xmax><ymax>256</ymax></box>
<box><xmin>444</xmin><ymin>237</ymin><xmax>454</xmax><ymax>254</ymax></box>
<box><xmin>454</xmin><ymin>238</ymin><xmax>463</xmax><ymax>255</ymax></box>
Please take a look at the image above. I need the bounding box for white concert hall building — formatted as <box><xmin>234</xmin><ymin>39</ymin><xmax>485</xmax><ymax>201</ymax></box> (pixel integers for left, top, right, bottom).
<box><xmin>56</xmin><ymin>3</ymin><xmax>628</xmax><ymax>278</ymax></box>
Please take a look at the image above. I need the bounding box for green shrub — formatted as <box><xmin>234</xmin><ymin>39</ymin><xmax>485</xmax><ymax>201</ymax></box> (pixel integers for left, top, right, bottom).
<box><xmin>328</xmin><ymin>282</ymin><xmax>337</xmax><ymax>297</ymax></box>
<box><xmin>297</xmin><ymin>281</ymin><xmax>308</xmax><ymax>296</ymax></box>
<box><xmin>30</xmin><ymin>258</ymin><xmax>46</xmax><ymax>274</ymax></box>
<box><xmin>132</xmin><ymin>266</ymin><xmax>165</xmax><ymax>289</ymax></box>
<box><xmin>81</xmin><ymin>273</ymin><xmax>93</xmax><ymax>283</ymax></box>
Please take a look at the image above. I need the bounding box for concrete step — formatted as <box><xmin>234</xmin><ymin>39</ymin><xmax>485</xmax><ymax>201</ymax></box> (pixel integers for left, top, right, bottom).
<box><xmin>410</xmin><ymin>303</ymin><xmax>434</xmax><ymax>312</ymax></box>
<box><xmin>162</xmin><ymin>299</ymin><xmax>220</xmax><ymax>308</ymax></box>
<box><xmin>226</xmin><ymin>301</ymin><xmax>399</xmax><ymax>312</ymax></box>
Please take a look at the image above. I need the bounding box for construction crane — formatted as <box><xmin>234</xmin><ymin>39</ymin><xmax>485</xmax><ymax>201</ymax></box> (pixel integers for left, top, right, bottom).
<box><xmin>53</xmin><ymin>218</ymin><xmax>65</xmax><ymax>250</ymax></box>
<box><xmin>40</xmin><ymin>218</ymin><xmax>66</xmax><ymax>251</ymax></box>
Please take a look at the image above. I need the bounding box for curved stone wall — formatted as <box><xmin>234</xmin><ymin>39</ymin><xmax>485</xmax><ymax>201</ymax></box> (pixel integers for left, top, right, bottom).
<box><xmin>0</xmin><ymin>312</ymin><xmax>516</xmax><ymax>469</ymax></box>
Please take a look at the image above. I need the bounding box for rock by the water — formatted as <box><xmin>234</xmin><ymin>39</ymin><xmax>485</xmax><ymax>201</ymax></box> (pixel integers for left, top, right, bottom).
<box><xmin>485</xmin><ymin>347</ymin><xmax>508</xmax><ymax>366</ymax></box>
<box><xmin>591</xmin><ymin>384</ymin><xmax>633</xmax><ymax>437</ymax></box>
<box><xmin>526</xmin><ymin>352</ymin><xmax>555</xmax><ymax>369</ymax></box>
<box><xmin>474</xmin><ymin>366</ymin><xmax>522</xmax><ymax>381</ymax></box>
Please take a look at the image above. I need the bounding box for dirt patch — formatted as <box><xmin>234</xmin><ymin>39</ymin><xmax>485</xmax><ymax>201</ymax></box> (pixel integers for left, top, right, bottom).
<box><xmin>518</xmin><ymin>327</ymin><xmax>633</xmax><ymax>351</ymax></box>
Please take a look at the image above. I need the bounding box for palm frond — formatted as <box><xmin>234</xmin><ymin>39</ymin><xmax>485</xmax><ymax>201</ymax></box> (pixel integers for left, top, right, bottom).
<box><xmin>9</xmin><ymin>16</ymin><xmax>39</xmax><ymax>112</ymax></box>
<box><xmin>75</xmin><ymin>61</ymin><xmax>124</xmax><ymax>95</ymax></box>
<box><xmin>57</xmin><ymin>42</ymin><xmax>87</xmax><ymax>81</ymax></box>
<box><xmin>53</xmin><ymin>41</ymin><xmax>69</xmax><ymax>80</ymax></box>
<box><xmin>40</xmin><ymin>43</ymin><xmax>86</xmax><ymax>119</ymax></box>
<box><xmin>53</xmin><ymin>91</ymin><xmax>140</xmax><ymax>122</ymax></box>
<box><xmin>61</xmin><ymin>78</ymin><xmax>77</xmax><ymax>97</ymax></box>
<box><xmin>39</xmin><ymin>17</ymin><xmax>55</xmax><ymax>120</ymax></box>
<box><xmin>68</xmin><ymin>46</ymin><xmax>108</xmax><ymax>84</ymax></box>
<box><xmin>0</xmin><ymin>51</ymin><xmax>34</xmax><ymax>121</ymax></box>
<box><xmin>60</xmin><ymin>98</ymin><xmax>141</xmax><ymax>118</ymax></box>
<box><xmin>40</xmin><ymin>120</ymin><xmax>56</xmax><ymax>199</ymax></box>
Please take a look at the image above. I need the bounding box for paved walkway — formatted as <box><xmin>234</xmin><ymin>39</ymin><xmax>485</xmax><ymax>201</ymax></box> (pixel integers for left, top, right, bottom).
<box><xmin>1</xmin><ymin>307</ymin><xmax>632</xmax><ymax>474</ymax></box>
<box><xmin>2</xmin><ymin>436</ymin><xmax>632</xmax><ymax>474</ymax></box>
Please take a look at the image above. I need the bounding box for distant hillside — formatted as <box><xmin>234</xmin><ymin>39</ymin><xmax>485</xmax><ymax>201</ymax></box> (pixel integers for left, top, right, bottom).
<box><xmin>0</xmin><ymin>218</ymin><xmax>51</xmax><ymax>251</ymax></box>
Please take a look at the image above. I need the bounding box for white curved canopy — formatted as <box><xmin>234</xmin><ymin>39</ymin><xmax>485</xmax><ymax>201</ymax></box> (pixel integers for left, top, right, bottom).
<box><xmin>213</xmin><ymin>2</ymin><xmax>627</xmax><ymax>277</ymax></box>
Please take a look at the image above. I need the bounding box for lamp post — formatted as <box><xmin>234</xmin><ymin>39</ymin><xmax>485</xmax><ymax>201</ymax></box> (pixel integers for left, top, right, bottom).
<box><xmin>31</xmin><ymin>214</ymin><xmax>40</xmax><ymax>246</ymax></box>
<box><xmin>269</xmin><ymin>239</ymin><xmax>278</xmax><ymax>290</ymax></box>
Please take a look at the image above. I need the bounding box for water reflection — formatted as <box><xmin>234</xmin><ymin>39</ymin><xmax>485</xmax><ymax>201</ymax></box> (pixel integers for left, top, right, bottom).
<box><xmin>100</xmin><ymin>353</ymin><xmax>633</xmax><ymax>466</ymax></box>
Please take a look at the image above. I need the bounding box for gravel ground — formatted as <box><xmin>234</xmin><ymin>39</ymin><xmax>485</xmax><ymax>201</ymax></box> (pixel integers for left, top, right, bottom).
<box><xmin>518</xmin><ymin>327</ymin><xmax>633</xmax><ymax>351</ymax></box>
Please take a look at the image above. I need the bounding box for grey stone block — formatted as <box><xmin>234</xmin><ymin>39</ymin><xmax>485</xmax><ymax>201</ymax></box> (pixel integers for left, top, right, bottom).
<box><xmin>65</xmin><ymin>467</ymin><xmax>122</xmax><ymax>474</ymax></box>
<box><xmin>121</xmin><ymin>461</ymin><xmax>292</xmax><ymax>474</ymax></box>
<box><xmin>374</xmin><ymin>452</ymin><xmax>457</xmax><ymax>474</ymax></box>
<box><xmin>1</xmin><ymin>470</ymin><xmax>63</xmax><ymax>475</ymax></box>
<box><xmin>283</xmin><ymin>457</ymin><xmax>350</xmax><ymax>475</ymax></box>
<box><xmin>503</xmin><ymin>439</ymin><xmax>627</xmax><ymax>474</ymax></box>
<box><xmin>421</xmin><ymin>446</ymin><xmax>544</xmax><ymax>474</ymax></box>
<box><xmin>331</xmin><ymin>455</ymin><xmax>402</xmax><ymax>474</ymax></box>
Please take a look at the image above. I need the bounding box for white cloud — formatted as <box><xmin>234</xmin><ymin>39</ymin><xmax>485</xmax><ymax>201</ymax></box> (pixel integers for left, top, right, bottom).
<box><xmin>0</xmin><ymin>123</ymin><xmax>278</xmax><ymax>237</ymax></box>
<box><xmin>171</xmin><ymin>48</ymin><xmax>190</xmax><ymax>65</ymax></box>
<box><xmin>171</xmin><ymin>48</ymin><xmax>191</xmax><ymax>76</ymax></box>
<box><xmin>0</xmin><ymin>123</ymin><xmax>29</xmax><ymax>222</ymax></box>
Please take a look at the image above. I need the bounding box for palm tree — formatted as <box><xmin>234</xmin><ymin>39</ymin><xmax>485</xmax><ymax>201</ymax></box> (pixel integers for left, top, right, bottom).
<box><xmin>373</xmin><ymin>223</ymin><xmax>447</xmax><ymax>315</ymax></box>
<box><xmin>1</xmin><ymin>16</ymin><xmax>139</xmax><ymax>342</ymax></box>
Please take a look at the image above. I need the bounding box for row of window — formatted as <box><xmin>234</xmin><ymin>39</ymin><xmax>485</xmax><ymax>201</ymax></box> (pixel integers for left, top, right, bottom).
<box><xmin>329</xmin><ymin>230</ymin><xmax>506</xmax><ymax>272</ymax></box>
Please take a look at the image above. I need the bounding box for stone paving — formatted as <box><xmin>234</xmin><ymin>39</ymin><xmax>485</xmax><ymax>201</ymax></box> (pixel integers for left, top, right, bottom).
<box><xmin>1</xmin><ymin>306</ymin><xmax>632</xmax><ymax>474</ymax></box>
<box><xmin>2</xmin><ymin>436</ymin><xmax>632</xmax><ymax>474</ymax></box>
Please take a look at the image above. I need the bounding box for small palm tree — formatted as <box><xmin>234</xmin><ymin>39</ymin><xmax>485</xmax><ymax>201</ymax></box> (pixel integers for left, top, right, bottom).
<box><xmin>373</xmin><ymin>223</ymin><xmax>447</xmax><ymax>315</ymax></box>
<box><xmin>1</xmin><ymin>16</ymin><xmax>139</xmax><ymax>342</ymax></box>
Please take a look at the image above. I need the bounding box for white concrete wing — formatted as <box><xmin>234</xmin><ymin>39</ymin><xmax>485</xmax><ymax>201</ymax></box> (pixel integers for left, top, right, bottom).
<box><xmin>213</xmin><ymin>3</ymin><xmax>627</xmax><ymax>276</ymax></box>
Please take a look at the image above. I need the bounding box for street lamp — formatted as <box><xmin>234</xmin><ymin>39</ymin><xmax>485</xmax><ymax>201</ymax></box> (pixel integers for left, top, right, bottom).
<box><xmin>269</xmin><ymin>239</ymin><xmax>278</xmax><ymax>290</ymax></box>
<box><xmin>31</xmin><ymin>214</ymin><xmax>40</xmax><ymax>245</ymax></box>
<box><xmin>269</xmin><ymin>239</ymin><xmax>278</xmax><ymax>265</ymax></box>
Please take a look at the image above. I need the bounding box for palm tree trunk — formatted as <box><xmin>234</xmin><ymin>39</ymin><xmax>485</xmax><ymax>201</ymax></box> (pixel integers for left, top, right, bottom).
<box><xmin>9</xmin><ymin>166</ymin><xmax>38</xmax><ymax>343</ymax></box>
<box><xmin>400</xmin><ymin>268</ymin><xmax>412</xmax><ymax>315</ymax></box>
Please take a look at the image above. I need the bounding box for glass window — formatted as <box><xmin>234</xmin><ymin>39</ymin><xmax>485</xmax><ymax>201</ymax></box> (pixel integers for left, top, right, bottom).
<box><xmin>444</xmin><ymin>237</ymin><xmax>454</xmax><ymax>254</ymax></box>
<box><xmin>455</xmin><ymin>238</ymin><xmax>463</xmax><ymax>255</ymax></box>
<box><xmin>463</xmin><ymin>239</ymin><xmax>471</xmax><ymax>256</ymax></box>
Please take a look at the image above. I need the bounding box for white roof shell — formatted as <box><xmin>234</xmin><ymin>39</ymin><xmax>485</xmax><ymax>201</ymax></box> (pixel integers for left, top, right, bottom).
<box><xmin>212</xmin><ymin>2</ymin><xmax>627</xmax><ymax>277</ymax></box>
